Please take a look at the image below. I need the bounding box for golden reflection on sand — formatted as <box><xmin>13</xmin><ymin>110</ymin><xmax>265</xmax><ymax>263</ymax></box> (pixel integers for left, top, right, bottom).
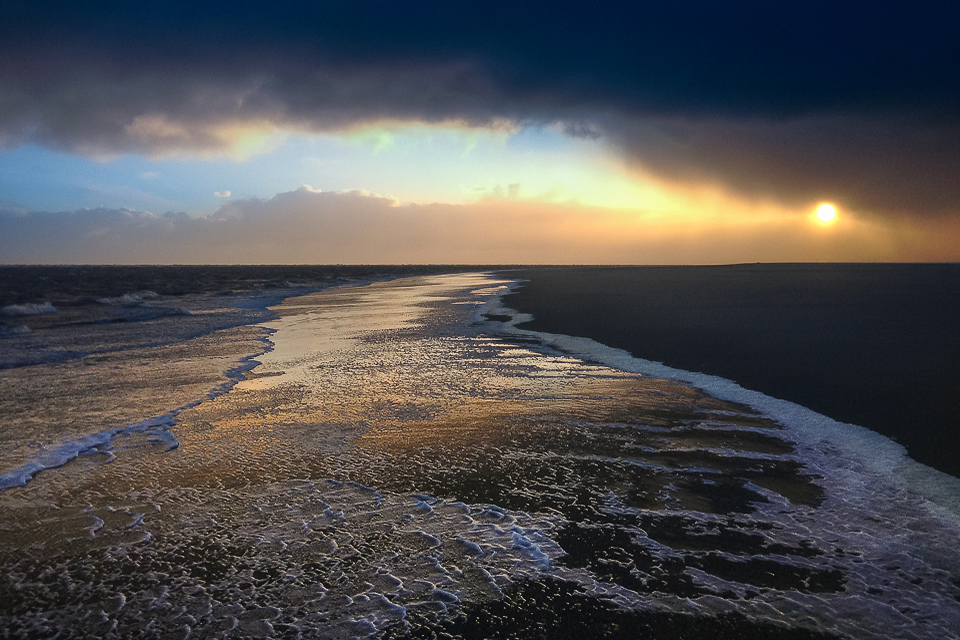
<box><xmin>8</xmin><ymin>274</ymin><xmax>957</xmax><ymax>640</ymax></box>
<box><xmin>0</xmin><ymin>273</ymin><xmax>818</xmax><ymax>512</ymax></box>
<box><xmin>147</xmin><ymin>273</ymin><xmax>817</xmax><ymax>512</ymax></box>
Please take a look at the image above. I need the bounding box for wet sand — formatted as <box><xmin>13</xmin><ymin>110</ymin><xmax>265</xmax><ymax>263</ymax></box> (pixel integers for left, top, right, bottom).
<box><xmin>2</xmin><ymin>273</ymin><xmax>959</xmax><ymax>639</ymax></box>
<box><xmin>502</xmin><ymin>264</ymin><xmax>960</xmax><ymax>478</ymax></box>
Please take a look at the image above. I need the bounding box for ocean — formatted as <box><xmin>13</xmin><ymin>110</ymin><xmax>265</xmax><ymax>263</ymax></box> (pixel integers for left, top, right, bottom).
<box><xmin>1</xmin><ymin>267</ymin><xmax>958</xmax><ymax>639</ymax></box>
<box><xmin>502</xmin><ymin>264</ymin><xmax>960</xmax><ymax>479</ymax></box>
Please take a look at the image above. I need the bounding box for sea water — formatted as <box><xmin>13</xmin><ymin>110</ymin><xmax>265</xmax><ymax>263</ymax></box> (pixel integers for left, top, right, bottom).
<box><xmin>1</xmin><ymin>272</ymin><xmax>958</xmax><ymax>639</ymax></box>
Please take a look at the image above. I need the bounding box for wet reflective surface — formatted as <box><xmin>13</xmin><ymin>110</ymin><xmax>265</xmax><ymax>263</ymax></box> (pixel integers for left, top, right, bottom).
<box><xmin>1</xmin><ymin>273</ymin><xmax>959</xmax><ymax>638</ymax></box>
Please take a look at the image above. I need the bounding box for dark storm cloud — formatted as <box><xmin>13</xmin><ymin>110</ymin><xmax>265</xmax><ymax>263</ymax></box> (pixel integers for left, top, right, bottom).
<box><xmin>609</xmin><ymin>114</ymin><xmax>960</xmax><ymax>217</ymax></box>
<box><xmin>2</xmin><ymin>1</ymin><xmax>958</xmax><ymax>216</ymax></box>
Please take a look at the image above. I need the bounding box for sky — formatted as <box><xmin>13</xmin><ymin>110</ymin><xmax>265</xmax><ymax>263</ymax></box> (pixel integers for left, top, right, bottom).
<box><xmin>1</xmin><ymin>0</ymin><xmax>958</xmax><ymax>264</ymax></box>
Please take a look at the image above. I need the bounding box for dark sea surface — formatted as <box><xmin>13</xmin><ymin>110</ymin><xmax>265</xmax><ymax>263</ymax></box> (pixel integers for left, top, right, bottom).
<box><xmin>503</xmin><ymin>264</ymin><xmax>960</xmax><ymax>479</ymax></box>
<box><xmin>0</xmin><ymin>265</ymin><xmax>480</xmax><ymax>308</ymax></box>
<box><xmin>1</xmin><ymin>267</ymin><xmax>959</xmax><ymax>639</ymax></box>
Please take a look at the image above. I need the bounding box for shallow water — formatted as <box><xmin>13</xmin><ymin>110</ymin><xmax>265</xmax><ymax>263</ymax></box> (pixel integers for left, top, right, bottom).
<box><xmin>1</xmin><ymin>273</ymin><xmax>958</xmax><ymax>639</ymax></box>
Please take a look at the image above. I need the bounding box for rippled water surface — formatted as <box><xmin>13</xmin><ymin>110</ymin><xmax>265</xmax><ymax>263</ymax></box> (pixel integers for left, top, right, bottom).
<box><xmin>1</xmin><ymin>273</ymin><xmax>959</xmax><ymax>639</ymax></box>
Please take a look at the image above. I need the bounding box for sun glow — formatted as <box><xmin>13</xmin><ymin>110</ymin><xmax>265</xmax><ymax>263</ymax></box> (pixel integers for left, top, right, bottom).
<box><xmin>305</xmin><ymin>124</ymin><xmax>672</xmax><ymax>210</ymax></box>
<box><xmin>816</xmin><ymin>203</ymin><xmax>838</xmax><ymax>223</ymax></box>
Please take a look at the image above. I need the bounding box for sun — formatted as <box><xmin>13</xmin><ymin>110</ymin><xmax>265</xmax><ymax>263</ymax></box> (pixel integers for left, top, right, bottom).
<box><xmin>815</xmin><ymin>203</ymin><xmax>838</xmax><ymax>223</ymax></box>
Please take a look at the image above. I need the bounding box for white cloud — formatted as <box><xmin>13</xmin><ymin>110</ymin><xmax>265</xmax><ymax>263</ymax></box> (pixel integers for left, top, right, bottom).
<box><xmin>3</xmin><ymin>188</ymin><xmax>946</xmax><ymax>265</ymax></box>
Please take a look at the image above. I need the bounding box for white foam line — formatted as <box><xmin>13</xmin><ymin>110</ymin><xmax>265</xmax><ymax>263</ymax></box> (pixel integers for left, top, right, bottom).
<box><xmin>481</xmin><ymin>277</ymin><xmax>960</xmax><ymax>523</ymax></box>
<box><xmin>0</xmin><ymin>415</ymin><xmax>176</xmax><ymax>490</ymax></box>
<box><xmin>1</xmin><ymin>301</ymin><xmax>57</xmax><ymax>316</ymax></box>
<box><xmin>0</xmin><ymin>327</ymin><xmax>275</xmax><ymax>492</ymax></box>
<box><xmin>0</xmin><ymin>276</ymin><xmax>406</xmax><ymax>492</ymax></box>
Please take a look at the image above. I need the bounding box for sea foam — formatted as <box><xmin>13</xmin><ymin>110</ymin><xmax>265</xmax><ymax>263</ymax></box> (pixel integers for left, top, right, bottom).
<box><xmin>0</xmin><ymin>324</ymin><xmax>274</xmax><ymax>491</ymax></box>
<box><xmin>481</xmin><ymin>280</ymin><xmax>960</xmax><ymax>524</ymax></box>
<box><xmin>1</xmin><ymin>301</ymin><xmax>56</xmax><ymax>315</ymax></box>
<box><xmin>2</xmin><ymin>272</ymin><xmax>958</xmax><ymax>639</ymax></box>
<box><xmin>0</xmin><ymin>415</ymin><xmax>178</xmax><ymax>490</ymax></box>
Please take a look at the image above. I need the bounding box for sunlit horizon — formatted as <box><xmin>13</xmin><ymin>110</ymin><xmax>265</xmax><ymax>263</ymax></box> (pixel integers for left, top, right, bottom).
<box><xmin>1</xmin><ymin>2</ymin><xmax>957</xmax><ymax>265</ymax></box>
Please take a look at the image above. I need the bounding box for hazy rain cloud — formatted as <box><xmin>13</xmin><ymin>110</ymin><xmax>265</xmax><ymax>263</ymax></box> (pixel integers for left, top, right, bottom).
<box><xmin>5</xmin><ymin>187</ymin><xmax>950</xmax><ymax>265</ymax></box>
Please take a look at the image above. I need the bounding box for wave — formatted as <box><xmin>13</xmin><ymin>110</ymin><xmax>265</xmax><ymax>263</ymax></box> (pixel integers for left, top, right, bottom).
<box><xmin>0</xmin><ymin>274</ymin><xmax>385</xmax><ymax>489</ymax></box>
<box><xmin>0</xmin><ymin>325</ymin><xmax>275</xmax><ymax>491</ymax></box>
<box><xmin>2</xmin><ymin>272</ymin><xmax>958</xmax><ymax>639</ymax></box>
<box><xmin>0</xmin><ymin>324</ymin><xmax>30</xmax><ymax>336</ymax></box>
<box><xmin>1</xmin><ymin>301</ymin><xmax>56</xmax><ymax>316</ymax></box>
<box><xmin>0</xmin><ymin>415</ymin><xmax>177</xmax><ymax>491</ymax></box>
<box><xmin>95</xmin><ymin>290</ymin><xmax>160</xmax><ymax>305</ymax></box>
<box><xmin>481</xmin><ymin>280</ymin><xmax>960</xmax><ymax>523</ymax></box>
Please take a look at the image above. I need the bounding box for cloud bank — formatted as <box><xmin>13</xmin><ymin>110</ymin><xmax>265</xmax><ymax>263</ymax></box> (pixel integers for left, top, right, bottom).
<box><xmin>1</xmin><ymin>1</ymin><xmax>957</xmax><ymax>220</ymax></box>
<box><xmin>3</xmin><ymin>188</ymin><xmax>954</xmax><ymax>265</ymax></box>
